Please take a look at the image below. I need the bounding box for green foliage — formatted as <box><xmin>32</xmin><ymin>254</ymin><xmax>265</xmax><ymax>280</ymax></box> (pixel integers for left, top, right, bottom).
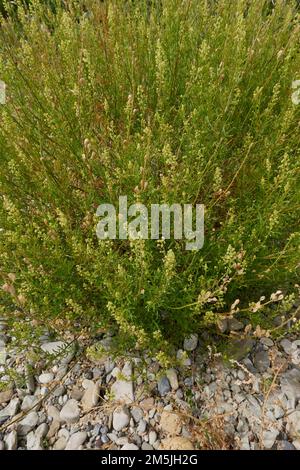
<box><xmin>0</xmin><ymin>0</ymin><xmax>299</xmax><ymax>354</ymax></box>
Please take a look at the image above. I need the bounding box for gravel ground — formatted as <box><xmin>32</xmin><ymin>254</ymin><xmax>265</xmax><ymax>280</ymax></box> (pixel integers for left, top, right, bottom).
<box><xmin>0</xmin><ymin>317</ymin><xmax>300</xmax><ymax>451</ymax></box>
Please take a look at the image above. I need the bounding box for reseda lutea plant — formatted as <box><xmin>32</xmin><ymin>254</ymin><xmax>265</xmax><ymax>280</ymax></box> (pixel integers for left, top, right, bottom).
<box><xmin>0</xmin><ymin>0</ymin><xmax>299</xmax><ymax>357</ymax></box>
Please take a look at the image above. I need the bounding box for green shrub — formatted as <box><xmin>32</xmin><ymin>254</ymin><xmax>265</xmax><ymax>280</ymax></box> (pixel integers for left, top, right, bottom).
<box><xmin>0</xmin><ymin>0</ymin><xmax>299</xmax><ymax>356</ymax></box>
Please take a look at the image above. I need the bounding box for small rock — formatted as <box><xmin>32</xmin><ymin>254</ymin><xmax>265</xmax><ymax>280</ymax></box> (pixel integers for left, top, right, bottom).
<box><xmin>53</xmin><ymin>436</ymin><xmax>67</xmax><ymax>450</ymax></box>
<box><xmin>227</xmin><ymin>318</ymin><xmax>244</xmax><ymax>331</ymax></box>
<box><xmin>35</xmin><ymin>423</ymin><xmax>49</xmax><ymax>439</ymax></box>
<box><xmin>21</xmin><ymin>395</ymin><xmax>40</xmax><ymax>412</ymax></box>
<box><xmin>121</xmin><ymin>443</ymin><xmax>139</xmax><ymax>450</ymax></box>
<box><xmin>166</xmin><ymin>369</ymin><xmax>179</xmax><ymax>391</ymax></box>
<box><xmin>38</xmin><ymin>373</ymin><xmax>54</xmax><ymax>384</ymax></box>
<box><xmin>277</xmin><ymin>440</ymin><xmax>296</xmax><ymax>450</ymax></box>
<box><xmin>0</xmin><ymin>397</ymin><xmax>19</xmax><ymax>420</ymax></box>
<box><xmin>262</xmin><ymin>429</ymin><xmax>279</xmax><ymax>449</ymax></box>
<box><xmin>0</xmin><ymin>388</ymin><xmax>13</xmax><ymax>405</ymax></box>
<box><xmin>111</xmin><ymin>362</ymin><xmax>134</xmax><ymax>404</ymax></box>
<box><xmin>253</xmin><ymin>350</ymin><xmax>270</xmax><ymax>372</ymax></box>
<box><xmin>17</xmin><ymin>411</ymin><xmax>39</xmax><ymax>435</ymax></box>
<box><xmin>142</xmin><ymin>442</ymin><xmax>154</xmax><ymax>450</ymax></box>
<box><xmin>149</xmin><ymin>431</ymin><xmax>157</xmax><ymax>446</ymax></box>
<box><xmin>286</xmin><ymin>411</ymin><xmax>300</xmax><ymax>439</ymax></box>
<box><xmin>81</xmin><ymin>381</ymin><xmax>100</xmax><ymax>411</ymax></box>
<box><xmin>113</xmin><ymin>406</ymin><xmax>130</xmax><ymax>432</ymax></box>
<box><xmin>183</xmin><ymin>334</ymin><xmax>198</xmax><ymax>351</ymax></box>
<box><xmin>27</xmin><ymin>431</ymin><xmax>43</xmax><ymax>450</ymax></box>
<box><xmin>65</xmin><ymin>431</ymin><xmax>87</xmax><ymax>450</ymax></box>
<box><xmin>131</xmin><ymin>406</ymin><xmax>143</xmax><ymax>423</ymax></box>
<box><xmin>4</xmin><ymin>430</ymin><xmax>17</xmax><ymax>450</ymax></box>
<box><xmin>157</xmin><ymin>376</ymin><xmax>171</xmax><ymax>396</ymax></box>
<box><xmin>60</xmin><ymin>399</ymin><xmax>80</xmax><ymax>424</ymax></box>
<box><xmin>137</xmin><ymin>419</ymin><xmax>147</xmax><ymax>434</ymax></box>
<box><xmin>280</xmin><ymin>339</ymin><xmax>293</xmax><ymax>355</ymax></box>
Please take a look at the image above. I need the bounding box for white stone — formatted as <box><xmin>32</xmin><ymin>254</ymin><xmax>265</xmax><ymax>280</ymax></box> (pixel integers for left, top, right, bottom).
<box><xmin>38</xmin><ymin>373</ymin><xmax>54</xmax><ymax>384</ymax></box>
<box><xmin>65</xmin><ymin>431</ymin><xmax>87</xmax><ymax>450</ymax></box>
<box><xmin>112</xmin><ymin>406</ymin><xmax>130</xmax><ymax>431</ymax></box>
<box><xmin>4</xmin><ymin>430</ymin><xmax>17</xmax><ymax>450</ymax></box>
<box><xmin>60</xmin><ymin>399</ymin><xmax>80</xmax><ymax>424</ymax></box>
<box><xmin>121</xmin><ymin>443</ymin><xmax>139</xmax><ymax>450</ymax></box>
<box><xmin>111</xmin><ymin>362</ymin><xmax>134</xmax><ymax>404</ymax></box>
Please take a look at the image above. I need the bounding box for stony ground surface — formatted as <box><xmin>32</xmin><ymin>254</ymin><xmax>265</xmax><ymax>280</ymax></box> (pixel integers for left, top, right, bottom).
<box><xmin>0</xmin><ymin>318</ymin><xmax>300</xmax><ymax>451</ymax></box>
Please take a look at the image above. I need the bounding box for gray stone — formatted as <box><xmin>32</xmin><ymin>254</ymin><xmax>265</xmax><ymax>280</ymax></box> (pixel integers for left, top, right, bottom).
<box><xmin>0</xmin><ymin>397</ymin><xmax>19</xmax><ymax>420</ymax></box>
<box><xmin>111</xmin><ymin>362</ymin><xmax>134</xmax><ymax>404</ymax></box>
<box><xmin>4</xmin><ymin>430</ymin><xmax>17</xmax><ymax>450</ymax></box>
<box><xmin>142</xmin><ymin>442</ymin><xmax>154</xmax><ymax>450</ymax></box>
<box><xmin>112</xmin><ymin>406</ymin><xmax>130</xmax><ymax>431</ymax></box>
<box><xmin>17</xmin><ymin>411</ymin><xmax>39</xmax><ymax>435</ymax></box>
<box><xmin>35</xmin><ymin>423</ymin><xmax>49</xmax><ymax>439</ymax></box>
<box><xmin>183</xmin><ymin>334</ymin><xmax>198</xmax><ymax>351</ymax></box>
<box><xmin>26</xmin><ymin>431</ymin><xmax>43</xmax><ymax>450</ymax></box>
<box><xmin>60</xmin><ymin>399</ymin><xmax>80</xmax><ymax>424</ymax></box>
<box><xmin>262</xmin><ymin>429</ymin><xmax>279</xmax><ymax>449</ymax></box>
<box><xmin>227</xmin><ymin>318</ymin><xmax>244</xmax><ymax>331</ymax></box>
<box><xmin>149</xmin><ymin>431</ymin><xmax>157</xmax><ymax>446</ymax></box>
<box><xmin>158</xmin><ymin>376</ymin><xmax>171</xmax><ymax>396</ymax></box>
<box><xmin>280</xmin><ymin>369</ymin><xmax>300</xmax><ymax>407</ymax></box>
<box><xmin>38</xmin><ymin>373</ymin><xmax>54</xmax><ymax>384</ymax></box>
<box><xmin>21</xmin><ymin>395</ymin><xmax>40</xmax><ymax>412</ymax></box>
<box><xmin>53</xmin><ymin>385</ymin><xmax>66</xmax><ymax>397</ymax></box>
<box><xmin>280</xmin><ymin>339</ymin><xmax>293</xmax><ymax>355</ymax></box>
<box><xmin>286</xmin><ymin>411</ymin><xmax>300</xmax><ymax>439</ymax></box>
<box><xmin>137</xmin><ymin>419</ymin><xmax>147</xmax><ymax>434</ymax></box>
<box><xmin>131</xmin><ymin>406</ymin><xmax>143</xmax><ymax>423</ymax></box>
<box><xmin>121</xmin><ymin>443</ymin><xmax>139</xmax><ymax>450</ymax></box>
<box><xmin>277</xmin><ymin>440</ymin><xmax>296</xmax><ymax>450</ymax></box>
<box><xmin>253</xmin><ymin>350</ymin><xmax>270</xmax><ymax>372</ymax></box>
<box><xmin>65</xmin><ymin>431</ymin><xmax>87</xmax><ymax>450</ymax></box>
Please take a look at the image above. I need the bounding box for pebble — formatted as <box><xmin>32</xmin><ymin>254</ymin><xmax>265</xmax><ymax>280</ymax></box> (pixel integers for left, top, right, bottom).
<box><xmin>111</xmin><ymin>362</ymin><xmax>134</xmax><ymax>404</ymax></box>
<box><xmin>0</xmin><ymin>397</ymin><xmax>19</xmax><ymax>420</ymax></box>
<box><xmin>285</xmin><ymin>410</ymin><xmax>300</xmax><ymax>439</ymax></box>
<box><xmin>60</xmin><ymin>399</ymin><xmax>80</xmax><ymax>424</ymax></box>
<box><xmin>65</xmin><ymin>431</ymin><xmax>87</xmax><ymax>450</ymax></box>
<box><xmin>277</xmin><ymin>440</ymin><xmax>296</xmax><ymax>450</ymax></box>
<box><xmin>121</xmin><ymin>443</ymin><xmax>139</xmax><ymax>450</ymax></box>
<box><xmin>131</xmin><ymin>406</ymin><xmax>143</xmax><ymax>423</ymax></box>
<box><xmin>81</xmin><ymin>380</ymin><xmax>100</xmax><ymax>411</ymax></box>
<box><xmin>17</xmin><ymin>411</ymin><xmax>39</xmax><ymax>435</ymax></box>
<box><xmin>253</xmin><ymin>350</ymin><xmax>270</xmax><ymax>372</ymax></box>
<box><xmin>112</xmin><ymin>406</ymin><xmax>130</xmax><ymax>431</ymax></box>
<box><xmin>157</xmin><ymin>376</ymin><xmax>171</xmax><ymax>396</ymax></box>
<box><xmin>280</xmin><ymin>339</ymin><xmax>293</xmax><ymax>355</ymax></box>
<box><xmin>39</xmin><ymin>373</ymin><xmax>54</xmax><ymax>384</ymax></box>
<box><xmin>4</xmin><ymin>430</ymin><xmax>17</xmax><ymax>450</ymax></box>
<box><xmin>183</xmin><ymin>334</ymin><xmax>198</xmax><ymax>351</ymax></box>
<box><xmin>21</xmin><ymin>395</ymin><xmax>40</xmax><ymax>411</ymax></box>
